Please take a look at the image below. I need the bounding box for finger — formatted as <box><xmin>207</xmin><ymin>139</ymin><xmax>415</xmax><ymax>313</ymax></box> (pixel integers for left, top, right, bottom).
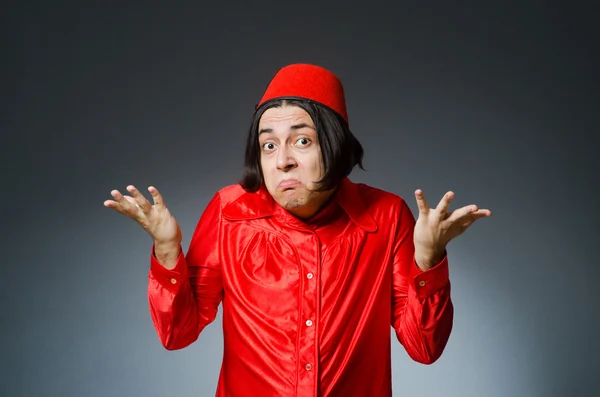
<box><xmin>435</xmin><ymin>191</ymin><xmax>454</xmax><ymax>215</ymax></box>
<box><xmin>465</xmin><ymin>209</ymin><xmax>491</xmax><ymax>224</ymax></box>
<box><xmin>103</xmin><ymin>199</ymin><xmax>122</xmax><ymax>211</ymax></box>
<box><xmin>479</xmin><ymin>209</ymin><xmax>492</xmax><ymax>217</ymax></box>
<box><xmin>103</xmin><ymin>196</ymin><xmax>129</xmax><ymax>216</ymax></box>
<box><xmin>148</xmin><ymin>186</ymin><xmax>165</xmax><ymax>208</ymax></box>
<box><xmin>447</xmin><ymin>207</ymin><xmax>491</xmax><ymax>225</ymax></box>
<box><xmin>126</xmin><ymin>185</ymin><xmax>152</xmax><ymax>213</ymax></box>
<box><xmin>110</xmin><ymin>189</ymin><xmax>140</xmax><ymax>216</ymax></box>
<box><xmin>459</xmin><ymin>211</ymin><xmax>489</xmax><ymax>231</ymax></box>
<box><xmin>414</xmin><ymin>189</ymin><xmax>429</xmax><ymax>214</ymax></box>
<box><xmin>446</xmin><ymin>204</ymin><xmax>477</xmax><ymax>223</ymax></box>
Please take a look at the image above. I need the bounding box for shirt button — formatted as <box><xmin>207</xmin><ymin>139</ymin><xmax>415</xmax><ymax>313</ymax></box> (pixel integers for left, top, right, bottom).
<box><xmin>170</xmin><ymin>278</ymin><xmax>177</xmax><ymax>284</ymax></box>
<box><xmin>306</xmin><ymin>320</ymin><xmax>313</xmax><ymax>327</ymax></box>
<box><xmin>307</xmin><ymin>273</ymin><xmax>314</xmax><ymax>279</ymax></box>
<box><xmin>305</xmin><ymin>364</ymin><xmax>312</xmax><ymax>371</ymax></box>
<box><xmin>419</xmin><ymin>280</ymin><xmax>426</xmax><ymax>287</ymax></box>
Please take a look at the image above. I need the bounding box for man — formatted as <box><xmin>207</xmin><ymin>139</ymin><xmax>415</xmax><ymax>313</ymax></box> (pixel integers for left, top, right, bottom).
<box><xmin>104</xmin><ymin>63</ymin><xmax>491</xmax><ymax>396</ymax></box>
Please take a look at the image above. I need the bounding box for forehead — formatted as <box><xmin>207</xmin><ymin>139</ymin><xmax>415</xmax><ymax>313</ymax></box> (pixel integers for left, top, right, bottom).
<box><xmin>258</xmin><ymin>105</ymin><xmax>314</xmax><ymax>128</ymax></box>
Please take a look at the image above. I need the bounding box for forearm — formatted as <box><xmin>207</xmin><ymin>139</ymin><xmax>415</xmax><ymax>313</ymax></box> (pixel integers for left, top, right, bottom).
<box><xmin>148</xmin><ymin>247</ymin><xmax>202</xmax><ymax>350</ymax></box>
<box><xmin>393</xmin><ymin>255</ymin><xmax>454</xmax><ymax>364</ymax></box>
<box><xmin>394</xmin><ymin>279</ymin><xmax>453</xmax><ymax>364</ymax></box>
<box><xmin>148</xmin><ymin>241</ymin><xmax>223</xmax><ymax>351</ymax></box>
<box><xmin>148</xmin><ymin>276</ymin><xmax>201</xmax><ymax>350</ymax></box>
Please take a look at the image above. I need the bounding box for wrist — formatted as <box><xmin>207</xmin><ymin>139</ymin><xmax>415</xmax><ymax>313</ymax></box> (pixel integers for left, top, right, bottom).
<box><xmin>154</xmin><ymin>239</ymin><xmax>181</xmax><ymax>249</ymax></box>
<box><xmin>414</xmin><ymin>249</ymin><xmax>445</xmax><ymax>271</ymax></box>
<box><xmin>153</xmin><ymin>240</ymin><xmax>182</xmax><ymax>270</ymax></box>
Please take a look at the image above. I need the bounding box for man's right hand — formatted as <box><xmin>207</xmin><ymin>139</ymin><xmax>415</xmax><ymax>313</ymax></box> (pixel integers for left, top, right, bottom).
<box><xmin>104</xmin><ymin>185</ymin><xmax>182</xmax><ymax>269</ymax></box>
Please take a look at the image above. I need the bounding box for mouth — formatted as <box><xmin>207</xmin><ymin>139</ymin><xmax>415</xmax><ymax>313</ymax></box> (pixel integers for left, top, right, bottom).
<box><xmin>278</xmin><ymin>179</ymin><xmax>301</xmax><ymax>191</ymax></box>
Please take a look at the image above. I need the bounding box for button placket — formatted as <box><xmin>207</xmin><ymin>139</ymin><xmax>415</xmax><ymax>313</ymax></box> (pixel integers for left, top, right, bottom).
<box><xmin>296</xmin><ymin>232</ymin><xmax>319</xmax><ymax>396</ymax></box>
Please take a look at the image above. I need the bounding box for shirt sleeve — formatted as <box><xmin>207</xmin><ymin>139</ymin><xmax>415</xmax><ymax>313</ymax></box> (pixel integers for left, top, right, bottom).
<box><xmin>390</xmin><ymin>198</ymin><xmax>454</xmax><ymax>364</ymax></box>
<box><xmin>147</xmin><ymin>192</ymin><xmax>224</xmax><ymax>350</ymax></box>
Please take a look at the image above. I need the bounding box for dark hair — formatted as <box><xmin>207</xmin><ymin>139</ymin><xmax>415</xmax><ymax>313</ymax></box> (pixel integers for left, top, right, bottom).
<box><xmin>239</xmin><ymin>98</ymin><xmax>365</xmax><ymax>192</ymax></box>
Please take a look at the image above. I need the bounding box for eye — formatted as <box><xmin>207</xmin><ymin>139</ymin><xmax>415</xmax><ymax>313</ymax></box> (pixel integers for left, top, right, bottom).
<box><xmin>296</xmin><ymin>137</ymin><xmax>311</xmax><ymax>146</ymax></box>
<box><xmin>262</xmin><ymin>142</ymin><xmax>276</xmax><ymax>151</ymax></box>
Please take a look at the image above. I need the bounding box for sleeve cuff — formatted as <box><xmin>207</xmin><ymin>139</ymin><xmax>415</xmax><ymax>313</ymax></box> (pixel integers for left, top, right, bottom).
<box><xmin>411</xmin><ymin>253</ymin><xmax>450</xmax><ymax>299</ymax></box>
<box><xmin>149</xmin><ymin>244</ymin><xmax>187</xmax><ymax>294</ymax></box>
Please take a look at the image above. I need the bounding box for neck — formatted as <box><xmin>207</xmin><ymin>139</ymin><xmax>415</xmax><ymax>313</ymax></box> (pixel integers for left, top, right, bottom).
<box><xmin>289</xmin><ymin>187</ymin><xmax>338</xmax><ymax>220</ymax></box>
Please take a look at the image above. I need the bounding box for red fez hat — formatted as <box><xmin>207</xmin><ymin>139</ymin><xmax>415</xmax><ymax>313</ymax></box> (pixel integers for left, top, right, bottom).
<box><xmin>256</xmin><ymin>63</ymin><xmax>349</xmax><ymax>124</ymax></box>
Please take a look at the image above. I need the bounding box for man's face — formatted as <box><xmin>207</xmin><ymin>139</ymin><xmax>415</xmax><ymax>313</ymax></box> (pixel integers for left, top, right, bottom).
<box><xmin>258</xmin><ymin>104</ymin><xmax>332</xmax><ymax>219</ymax></box>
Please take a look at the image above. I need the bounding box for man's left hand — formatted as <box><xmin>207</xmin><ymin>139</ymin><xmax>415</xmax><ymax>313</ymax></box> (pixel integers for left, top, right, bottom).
<box><xmin>413</xmin><ymin>189</ymin><xmax>491</xmax><ymax>271</ymax></box>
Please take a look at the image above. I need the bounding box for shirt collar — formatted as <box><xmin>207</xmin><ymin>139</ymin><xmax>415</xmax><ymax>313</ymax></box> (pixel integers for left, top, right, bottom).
<box><xmin>222</xmin><ymin>177</ymin><xmax>378</xmax><ymax>232</ymax></box>
<box><xmin>330</xmin><ymin>177</ymin><xmax>378</xmax><ymax>232</ymax></box>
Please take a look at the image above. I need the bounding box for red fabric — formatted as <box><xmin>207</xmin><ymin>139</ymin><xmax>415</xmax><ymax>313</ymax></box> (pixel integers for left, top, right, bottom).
<box><xmin>148</xmin><ymin>178</ymin><xmax>454</xmax><ymax>396</ymax></box>
<box><xmin>256</xmin><ymin>64</ymin><xmax>349</xmax><ymax>123</ymax></box>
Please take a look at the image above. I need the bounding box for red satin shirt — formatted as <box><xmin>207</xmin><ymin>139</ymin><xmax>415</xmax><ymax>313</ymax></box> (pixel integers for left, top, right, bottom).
<box><xmin>147</xmin><ymin>178</ymin><xmax>453</xmax><ymax>396</ymax></box>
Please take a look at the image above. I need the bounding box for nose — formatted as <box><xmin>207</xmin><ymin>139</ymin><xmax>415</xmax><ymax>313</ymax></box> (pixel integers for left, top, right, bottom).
<box><xmin>276</xmin><ymin>144</ymin><xmax>298</xmax><ymax>171</ymax></box>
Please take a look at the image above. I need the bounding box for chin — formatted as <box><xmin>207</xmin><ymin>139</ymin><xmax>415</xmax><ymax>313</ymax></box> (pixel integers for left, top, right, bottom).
<box><xmin>277</xmin><ymin>194</ymin><xmax>308</xmax><ymax>210</ymax></box>
<box><xmin>284</xmin><ymin>201</ymin><xmax>306</xmax><ymax>210</ymax></box>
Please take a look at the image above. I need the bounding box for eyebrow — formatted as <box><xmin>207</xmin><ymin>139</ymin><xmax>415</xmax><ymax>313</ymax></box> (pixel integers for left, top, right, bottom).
<box><xmin>258</xmin><ymin>123</ymin><xmax>316</xmax><ymax>135</ymax></box>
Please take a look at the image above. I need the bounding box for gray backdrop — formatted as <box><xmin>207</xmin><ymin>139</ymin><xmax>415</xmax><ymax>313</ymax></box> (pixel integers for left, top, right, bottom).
<box><xmin>2</xmin><ymin>1</ymin><xmax>598</xmax><ymax>397</ymax></box>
